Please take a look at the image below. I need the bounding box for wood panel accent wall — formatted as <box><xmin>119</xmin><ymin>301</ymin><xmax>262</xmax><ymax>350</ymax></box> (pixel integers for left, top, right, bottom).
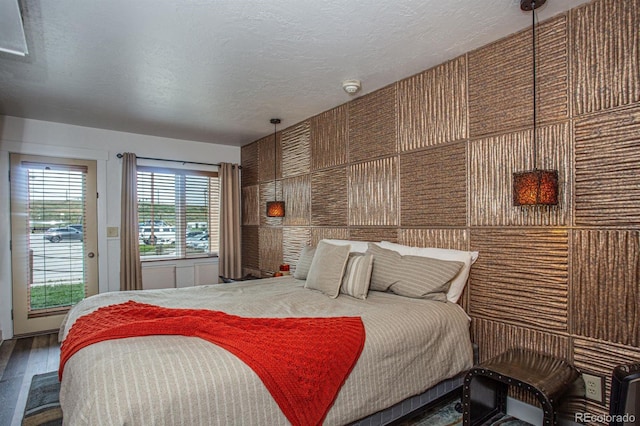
<box><xmin>397</xmin><ymin>56</ymin><xmax>467</xmax><ymax>151</ymax></box>
<box><xmin>349</xmin><ymin>157</ymin><xmax>398</xmax><ymax>226</ymax></box>
<box><xmin>241</xmin><ymin>0</ymin><xmax>640</xmax><ymax>417</ymax></box>
<box><xmin>468</xmin><ymin>16</ymin><xmax>569</xmax><ymax>137</ymax></box>
<box><xmin>282</xmin><ymin>121</ymin><xmax>311</xmax><ymax>178</ymax></box>
<box><xmin>310</xmin><ymin>105</ymin><xmax>348</xmax><ymax>170</ymax></box>
<box><xmin>400</xmin><ymin>142</ymin><xmax>467</xmax><ymax>227</ymax></box>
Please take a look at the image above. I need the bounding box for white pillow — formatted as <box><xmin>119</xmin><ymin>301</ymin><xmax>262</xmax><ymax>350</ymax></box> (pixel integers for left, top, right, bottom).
<box><xmin>321</xmin><ymin>239</ymin><xmax>371</xmax><ymax>254</ymax></box>
<box><xmin>378</xmin><ymin>241</ymin><xmax>478</xmax><ymax>303</ymax></box>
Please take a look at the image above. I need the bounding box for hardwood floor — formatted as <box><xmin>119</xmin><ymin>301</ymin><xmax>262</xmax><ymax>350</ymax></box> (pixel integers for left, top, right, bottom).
<box><xmin>0</xmin><ymin>333</ymin><xmax>60</xmax><ymax>426</ymax></box>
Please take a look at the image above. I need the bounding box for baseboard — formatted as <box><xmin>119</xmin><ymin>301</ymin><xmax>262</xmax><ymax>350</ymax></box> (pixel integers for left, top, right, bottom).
<box><xmin>506</xmin><ymin>397</ymin><xmax>581</xmax><ymax>426</ymax></box>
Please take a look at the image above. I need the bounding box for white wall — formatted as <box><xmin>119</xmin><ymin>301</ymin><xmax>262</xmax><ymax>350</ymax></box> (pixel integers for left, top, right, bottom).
<box><xmin>0</xmin><ymin>115</ymin><xmax>241</xmax><ymax>339</ymax></box>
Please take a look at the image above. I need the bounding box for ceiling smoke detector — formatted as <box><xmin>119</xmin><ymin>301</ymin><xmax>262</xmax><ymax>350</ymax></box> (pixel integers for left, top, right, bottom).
<box><xmin>342</xmin><ymin>80</ymin><xmax>361</xmax><ymax>95</ymax></box>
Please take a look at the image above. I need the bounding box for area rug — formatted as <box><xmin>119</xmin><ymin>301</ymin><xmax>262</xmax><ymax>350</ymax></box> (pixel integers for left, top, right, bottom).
<box><xmin>22</xmin><ymin>371</ymin><xmax>62</xmax><ymax>426</ymax></box>
<box><xmin>406</xmin><ymin>397</ymin><xmax>533</xmax><ymax>426</ymax></box>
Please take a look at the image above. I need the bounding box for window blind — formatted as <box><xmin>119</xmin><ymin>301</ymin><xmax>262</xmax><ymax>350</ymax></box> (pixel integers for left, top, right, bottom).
<box><xmin>137</xmin><ymin>166</ymin><xmax>219</xmax><ymax>259</ymax></box>
<box><xmin>24</xmin><ymin>162</ymin><xmax>87</xmax><ymax>315</ymax></box>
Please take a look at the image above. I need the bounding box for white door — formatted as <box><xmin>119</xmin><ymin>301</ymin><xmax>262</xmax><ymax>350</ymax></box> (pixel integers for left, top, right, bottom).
<box><xmin>10</xmin><ymin>154</ymin><xmax>98</xmax><ymax>335</ymax></box>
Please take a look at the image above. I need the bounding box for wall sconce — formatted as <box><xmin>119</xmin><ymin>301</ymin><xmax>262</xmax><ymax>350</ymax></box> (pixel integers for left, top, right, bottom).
<box><xmin>512</xmin><ymin>0</ymin><xmax>559</xmax><ymax>206</ymax></box>
<box><xmin>266</xmin><ymin>118</ymin><xmax>285</xmax><ymax>217</ymax></box>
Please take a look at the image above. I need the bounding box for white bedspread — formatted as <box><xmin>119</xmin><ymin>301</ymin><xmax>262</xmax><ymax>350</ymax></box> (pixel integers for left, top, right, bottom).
<box><xmin>59</xmin><ymin>277</ymin><xmax>473</xmax><ymax>425</ymax></box>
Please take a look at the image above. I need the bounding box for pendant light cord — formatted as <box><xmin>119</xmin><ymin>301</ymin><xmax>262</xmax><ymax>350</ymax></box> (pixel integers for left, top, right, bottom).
<box><xmin>274</xmin><ymin>123</ymin><xmax>277</xmax><ymax>201</ymax></box>
<box><xmin>532</xmin><ymin>1</ymin><xmax>538</xmax><ymax>170</ymax></box>
<box><xmin>270</xmin><ymin>118</ymin><xmax>281</xmax><ymax>203</ymax></box>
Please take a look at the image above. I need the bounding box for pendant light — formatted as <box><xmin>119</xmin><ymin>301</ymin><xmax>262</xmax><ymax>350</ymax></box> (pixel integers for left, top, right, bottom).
<box><xmin>266</xmin><ymin>118</ymin><xmax>285</xmax><ymax>217</ymax></box>
<box><xmin>512</xmin><ymin>0</ymin><xmax>559</xmax><ymax>206</ymax></box>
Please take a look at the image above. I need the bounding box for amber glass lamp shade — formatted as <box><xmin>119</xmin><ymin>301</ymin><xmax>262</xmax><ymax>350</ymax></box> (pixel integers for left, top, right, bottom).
<box><xmin>266</xmin><ymin>201</ymin><xmax>285</xmax><ymax>217</ymax></box>
<box><xmin>513</xmin><ymin>170</ymin><xmax>558</xmax><ymax>206</ymax></box>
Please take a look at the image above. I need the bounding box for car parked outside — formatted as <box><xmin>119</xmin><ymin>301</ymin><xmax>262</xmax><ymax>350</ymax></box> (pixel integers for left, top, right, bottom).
<box><xmin>186</xmin><ymin>230</ymin><xmax>206</xmax><ymax>239</ymax></box>
<box><xmin>139</xmin><ymin>226</ymin><xmax>176</xmax><ymax>245</ymax></box>
<box><xmin>140</xmin><ymin>220</ymin><xmax>169</xmax><ymax>227</ymax></box>
<box><xmin>186</xmin><ymin>232</ymin><xmax>209</xmax><ymax>250</ymax></box>
<box><xmin>44</xmin><ymin>226</ymin><xmax>83</xmax><ymax>243</ymax></box>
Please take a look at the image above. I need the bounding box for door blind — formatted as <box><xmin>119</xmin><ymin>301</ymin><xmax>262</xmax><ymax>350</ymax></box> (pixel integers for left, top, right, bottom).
<box><xmin>24</xmin><ymin>161</ymin><xmax>88</xmax><ymax>315</ymax></box>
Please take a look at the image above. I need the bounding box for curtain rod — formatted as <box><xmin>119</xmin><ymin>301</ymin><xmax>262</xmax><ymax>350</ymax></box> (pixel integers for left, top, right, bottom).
<box><xmin>116</xmin><ymin>153</ymin><xmax>241</xmax><ymax>169</ymax></box>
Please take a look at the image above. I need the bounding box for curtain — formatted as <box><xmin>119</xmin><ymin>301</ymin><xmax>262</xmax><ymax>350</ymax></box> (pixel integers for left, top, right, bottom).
<box><xmin>120</xmin><ymin>152</ymin><xmax>143</xmax><ymax>290</ymax></box>
<box><xmin>219</xmin><ymin>163</ymin><xmax>242</xmax><ymax>280</ymax></box>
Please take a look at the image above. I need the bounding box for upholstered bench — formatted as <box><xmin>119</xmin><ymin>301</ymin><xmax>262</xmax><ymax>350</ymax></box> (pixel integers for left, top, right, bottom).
<box><xmin>462</xmin><ymin>347</ymin><xmax>580</xmax><ymax>426</ymax></box>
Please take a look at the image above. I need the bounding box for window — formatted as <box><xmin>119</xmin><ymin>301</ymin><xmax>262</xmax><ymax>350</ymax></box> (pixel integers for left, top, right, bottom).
<box><xmin>137</xmin><ymin>166</ymin><xmax>219</xmax><ymax>259</ymax></box>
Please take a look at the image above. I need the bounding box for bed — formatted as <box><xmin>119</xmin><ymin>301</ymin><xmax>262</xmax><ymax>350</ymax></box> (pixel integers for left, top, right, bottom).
<box><xmin>58</xmin><ymin>241</ymin><xmax>477</xmax><ymax>425</ymax></box>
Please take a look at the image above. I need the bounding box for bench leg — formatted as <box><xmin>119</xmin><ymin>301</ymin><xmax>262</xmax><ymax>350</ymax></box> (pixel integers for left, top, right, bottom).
<box><xmin>463</xmin><ymin>374</ymin><xmax>508</xmax><ymax>426</ymax></box>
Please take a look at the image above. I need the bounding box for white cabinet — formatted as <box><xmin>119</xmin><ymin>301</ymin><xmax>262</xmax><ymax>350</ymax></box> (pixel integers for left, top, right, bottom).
<box><xmin>142</xmin><ymin>259</ymin><xmax>219</xmax><ymax>289</ymax></box>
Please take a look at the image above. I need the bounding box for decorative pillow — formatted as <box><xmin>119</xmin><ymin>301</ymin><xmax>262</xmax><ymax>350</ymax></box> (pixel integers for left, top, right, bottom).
<box><xmin>366</xmin><ymin>243</ymin><xmax>402</xmax><ymax>291</ymax></box>
<box><xmin>340</xmin><ymin>253</ymin><xmax>374</xmax><ymax>299</ymax></box>
<box><xmin>379</xmin><ymin>241</ymin><xmax>479</xmax><ymax>303</ymax></box>
<box><xmin>387</xmin><ymin>255</ymin><xmax>464</xmax><ymax>301</ymax></box>
<box><xmin>305</xmin><ymin>241</ymin><xmax>351</xmax><ymax>298</ymax></box>
<box><xmin>293</xmin><ymin>245</ymin><xmax>316</xmax><ymax>280</ymax></box>
<box><xmin>367</xmin><ymin>243</ymin><xmax>464</xmax><ymax>301</ymax></box>
<box><xmin>322</xmin><ymin>239</ymin><xmax>371</xmax><ymax>254</ymax></box>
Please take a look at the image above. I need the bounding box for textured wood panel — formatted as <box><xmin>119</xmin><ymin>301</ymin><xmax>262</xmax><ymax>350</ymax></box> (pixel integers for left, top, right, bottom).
<box><xmin>400</xmin><ymin>142</ymin><xmax>467</xmax><ymax>227</ymax></box>
<box><xmin>311</xmin><ymin>167</ymin><xmax>348</xmax><ymax>226</ymax></box>
<box><xmin>241</xmin><ymin>142</ymin><xmax>259</xmax><ymax>187</ymax></box>
<box><xmin>241</xmin><ymin>226</ymin><xmax>259</xmax><ymax>270</ymax></box>
<box><xmin>469</xmin><ymin>123</ymin><xmax>569</xmax><ymax>227</ymax></box>
<box><xmin>398</xmin><ymin>56</ymin><xmax>467</xmax><ymax>152</ymax></box>
<box><xmin>349</xmin><ymin>157</ymin><xmax>398</xmax><ymax>226</ymax></box>
<box><xmin>572</xmin><ymin>0</ymin><xmax>640</xmax><ymax>116</ymax></box>
<box><xmin>283</xmin><ymin>227</ymin><xmax>311</xmax><ymax>273</ymax></box>
<box><xmin>311</xmin><ymin>228</ymin><xmax>349</xmax><ymax>246</ymax></box>
<box><xmin>349</xmin><ymin>85</ymin><xmax>398</xmax><ymax>163</ymax></box>
<box><xmin>349</xmin><ymin>228</ymin><xmax>398</xmax><ymax>243</ymax></box>
<box><xmin>399</xmin><ymin>228</ymin><xmax>470</xmax><ymax>251</ymax></box>
<box><xmin>259</xmin><ymin>227</ymin><xmax>282</xmax><ymax>273</ymax></box>
<box><xmin>573</xmin><ymin>337</ymin><xmax>640</xmax><ymax>418</ymax></box>
<box><xmin>470</xmin><ymin>229</ymin><xmax>568</xmax><ymax>332</ymax></box>
<box><xmin>574</xmin><ymin>107</ymin><xmax>640</xmax><ymax>226</ymax></box>
<box><xmin>241</xmin><ymin>185</ymin><xmax>259</xmax><ymax>226</ymax></box>
<box><xmin>311</xmin><ymin>105</ymin><xmax>348</xmax><ymax>170</ymax></box>
<box><xmin>259</xmin><ymin>181</ymin><xmax>284</xmax><ymax>227</ymax></box>
<box><xmin>282</xmin><ymin>121</ymin><xmax>311</xmax><ymax>178</ymax></box>
<box><xmin>471</xmin><ymin>318</ymin><xmax>570</xmax><ymax>364</ymax></box>
<box><xmin>468</xmin><ymin>15</ymin><xmax>569</xmax><ymax>137</ymax></box>
<box><xmin>258</xmin><ymin>133</ymin><xmax>281</xmax><ymax>183</ymax></box>
<box><xmin>572</xmin><ymin>230</ymin><xmax>640</xmax><ymax>346</ymax></box>
<box><xmin>282</xmin><ymin>175</ymin><xmax>310</xmax><ymax>226</ymax></box>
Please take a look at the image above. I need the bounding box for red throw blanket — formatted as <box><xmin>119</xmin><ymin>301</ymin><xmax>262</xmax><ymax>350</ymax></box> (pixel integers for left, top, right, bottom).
<box><xmin>59</xmin><ymin>301</ymin><xmax>365</xmax><ymax>426</ymax></box>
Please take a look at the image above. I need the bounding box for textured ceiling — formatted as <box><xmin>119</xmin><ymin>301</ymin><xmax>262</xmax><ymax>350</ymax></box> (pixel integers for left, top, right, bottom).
<box><xmin>0</xmin><ymin>0</ymin><xmax>590</xmax><ymax>147</ymax></box>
